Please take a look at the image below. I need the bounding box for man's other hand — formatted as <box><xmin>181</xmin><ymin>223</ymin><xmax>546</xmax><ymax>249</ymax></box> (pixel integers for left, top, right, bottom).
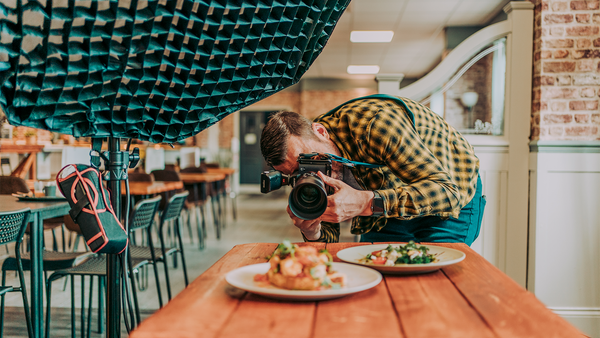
<box><xmin>286</xmin><ymin>205</ymin><xmax>322</xmax><ymax>240</ymax></box>
<box><xmin>318</xmin><ymin>171</ymin><xmax>374</xmax><ymax>223</ymax></box>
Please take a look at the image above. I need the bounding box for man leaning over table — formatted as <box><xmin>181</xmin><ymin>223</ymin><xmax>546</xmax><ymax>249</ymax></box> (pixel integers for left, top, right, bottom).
<box><xmin>259</xmin><ymin>94</ymin><xmax>486</xmax><ymax>246</ymax></box>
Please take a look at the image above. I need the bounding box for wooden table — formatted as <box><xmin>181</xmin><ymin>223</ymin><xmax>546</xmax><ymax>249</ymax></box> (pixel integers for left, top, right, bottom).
<box><xmin>0</xmin><ymin>195</ymin><xmax>70</xmax><ymax>338</ymax></box>
<box><xmin>131</xmin><ymin>242</ymin><xmax>584</xmax><ymax>338</ymax></box>
<box><xmin>123</xmin><ymin>181</ymin><xmax>184</xmax><ymax>196</ymax></box>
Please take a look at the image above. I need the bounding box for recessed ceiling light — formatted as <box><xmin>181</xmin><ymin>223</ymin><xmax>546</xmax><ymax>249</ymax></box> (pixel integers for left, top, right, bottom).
<box><xmin>347</xmin><ymin>65</ymin><xmax>380</xmax><ymax>74</ymax></box>
<box><xmin>350</xmin><ymin>31</ymin><xmax>394</xmax><ymax>43</ymax></box>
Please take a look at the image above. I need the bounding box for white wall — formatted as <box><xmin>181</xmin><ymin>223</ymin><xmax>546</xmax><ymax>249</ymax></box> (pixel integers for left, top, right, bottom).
<box><xmin>529</xmin><ymin>142</ymin><xmax>600</xmax><ymax>338</ymax></box>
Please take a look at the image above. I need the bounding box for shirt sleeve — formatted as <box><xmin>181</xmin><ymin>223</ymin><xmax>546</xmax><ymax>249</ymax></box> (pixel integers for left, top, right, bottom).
<box><xmin>363</xmin><ymin>108</ymin><xmax>461</xmax><ymax>219</ymax></box>
<box><xmin>301</xmin><ymin>221</ymin><xmax>340</xmax><ymax>243</ymax></box>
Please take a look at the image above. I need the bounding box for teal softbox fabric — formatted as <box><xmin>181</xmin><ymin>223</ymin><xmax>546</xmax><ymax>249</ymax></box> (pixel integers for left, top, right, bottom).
<box><xmin>0</xmin><ymin>0</ymin><xmax>349</xmax><ymax>143</ymax></box>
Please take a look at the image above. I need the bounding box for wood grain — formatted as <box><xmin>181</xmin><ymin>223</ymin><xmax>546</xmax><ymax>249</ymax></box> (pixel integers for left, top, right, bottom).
<box><xmin>439</xmin><ymin>243</ymin><xmax>584</xmax><ymax>338</ymax></box>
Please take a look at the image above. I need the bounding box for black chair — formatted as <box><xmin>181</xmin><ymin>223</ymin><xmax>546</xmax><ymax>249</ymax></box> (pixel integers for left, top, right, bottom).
<box><xmin>44</xmin><ymin>196</ymin><xmax>163</xmax><ymax>337</ymax></box>
<box><xmin>0</xmin><ymin>208</ymin><xmax>32</xmax><ymax>338</ymax></box>
<box><xmin>179</xmin><ymin>166</ymin><xmax>210</xmax><ymax>248</ymax></box>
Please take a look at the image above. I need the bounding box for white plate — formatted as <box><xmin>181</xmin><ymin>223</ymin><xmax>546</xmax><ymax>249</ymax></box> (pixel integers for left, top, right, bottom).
<box><xmin>225</xmin><ymin>262</ymin><xmax>382</xmax><ymax>301</ymax></box>
<box><xmin>336</xmin><ymin>244</ymin><xmax>466</xmax><ymax>275</ymax></box>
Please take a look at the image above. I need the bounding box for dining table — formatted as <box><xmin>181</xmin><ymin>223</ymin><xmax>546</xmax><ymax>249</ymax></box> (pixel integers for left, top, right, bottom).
<box><xmin>0</xmin><ymin>195</ymin><xmax>70</xmax><ymax>338</ymax></box>
<box><xmin>123</xmin><ymin>180</ymin><xmax>184</xmax><ymax>196</ymax></box>
<box><xmin>130</xmin><ymin>242</ymin><xmax>584</xmax><ymax>338</ymax></box>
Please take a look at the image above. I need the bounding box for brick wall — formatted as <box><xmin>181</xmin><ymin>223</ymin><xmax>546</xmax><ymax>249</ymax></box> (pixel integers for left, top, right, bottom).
<box><xmin>531</xmin><ymin>0</ymin><xmax>600</xmax><ymax>140</ymax></box>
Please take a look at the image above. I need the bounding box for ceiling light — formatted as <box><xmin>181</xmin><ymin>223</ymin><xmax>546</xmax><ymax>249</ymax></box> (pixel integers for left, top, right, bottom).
<box><xmin>350</xmin><ymin>31</ymin><xmax>394</xmax><ymax>43</ymax></box>
<box><xmin>347</xmin><ymin>65</ymin><xmax>380</xmax><ymax>74</ymax></box>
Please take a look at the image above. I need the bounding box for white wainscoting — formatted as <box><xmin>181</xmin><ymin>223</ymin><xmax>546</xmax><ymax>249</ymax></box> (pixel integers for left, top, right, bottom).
<box><xmin>529</xmin><ymin>141</ymin><xmax>600</xmax><ymax>338</ymax></box>
<box><xmin>470</xmin><ymin>142</ymin><xmax>509</xmax><ymax>271</ymax></box>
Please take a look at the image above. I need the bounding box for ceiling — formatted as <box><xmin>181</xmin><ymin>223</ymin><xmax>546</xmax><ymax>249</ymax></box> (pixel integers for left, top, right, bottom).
<box><xmin>303</xmin><ymin>0</ymin><xmax>512</xmax><ymax>80</ymax></box>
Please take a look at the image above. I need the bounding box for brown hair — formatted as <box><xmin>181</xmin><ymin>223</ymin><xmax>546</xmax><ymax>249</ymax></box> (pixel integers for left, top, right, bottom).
<box><xmin>260</xmin><ymin>111</ymin><xmax>317</xmax><ymax>166</ymax></box>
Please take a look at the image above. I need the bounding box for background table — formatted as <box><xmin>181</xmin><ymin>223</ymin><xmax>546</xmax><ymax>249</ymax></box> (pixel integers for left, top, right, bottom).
<box><xmin>0</xmin><ymin>195</ymin><xmax>70</xmax><ymax>338</ymax></box>
<box><xmin>130</xmin><ymin>242</ymin><xmax>584</xmax><ymax>338</ymax></box>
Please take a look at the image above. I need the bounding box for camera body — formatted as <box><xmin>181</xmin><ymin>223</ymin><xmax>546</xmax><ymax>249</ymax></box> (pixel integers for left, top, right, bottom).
<box><xmin>261</xmin><ymin>153</ymin><xmax>332</xmax><ymax>220</ymax></box>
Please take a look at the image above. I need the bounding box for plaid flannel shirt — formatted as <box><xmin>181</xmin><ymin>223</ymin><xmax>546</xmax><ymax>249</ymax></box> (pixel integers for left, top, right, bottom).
<box><xmin>306</xmin><ymin>96</ymin><xmax>479</xmax><ymax>243</ymax></box>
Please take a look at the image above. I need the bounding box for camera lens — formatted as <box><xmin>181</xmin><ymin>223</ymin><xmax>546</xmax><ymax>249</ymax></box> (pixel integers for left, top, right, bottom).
<box><xmin>289</xmin><ymin>173</ymin><xmax>327</xmax><ymax>220</ymax></box>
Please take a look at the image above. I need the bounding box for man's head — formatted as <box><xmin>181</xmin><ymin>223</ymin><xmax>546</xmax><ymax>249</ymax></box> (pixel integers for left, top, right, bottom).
<box><xmin>260</xmin><ymin>111</ymin><xmax>336</xmax><ymax>175</ymax></box>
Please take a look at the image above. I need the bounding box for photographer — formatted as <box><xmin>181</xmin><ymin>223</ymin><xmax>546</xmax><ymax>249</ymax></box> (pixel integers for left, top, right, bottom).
<box><xmin>260</xmin><ymin>94</ymin><xmax>485</xmax><ymax>246</ymax></box>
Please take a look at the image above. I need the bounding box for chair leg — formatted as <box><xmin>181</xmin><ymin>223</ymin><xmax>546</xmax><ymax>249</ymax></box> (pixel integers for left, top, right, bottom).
<box><xmin>1</xmin><ymin>271</ymin><xmax>6</xmax><ymax>338</ymax></box>
<box><xmin>211</xmin><ymin>197</ymin><xmax>220</xmax><ymax>239</ymax></box>
<box><xmin>127</xmin><ymin>259</ymin><xmax>142</xmax><ymax>324</ymax></box>
<box><xmin>86</xmin><ymin>277</ymin><xmax>94</xmax><ymax>338</ymax></box>
<box><xmin>80</xmin><ymin>276</ymin><xmax>85</xmax><ymax>338</ymax></box>
<box><xmin>231</xmin><ymin>192</ymin><xmax>237</xmax><ymax>220</ymax></box>
<box><xmin>98</xmin><ymin>277</ymin><xmax>104</xmax><ymax>334</ymax></box>
<box><xmin>16</xmin><ymin>263</ymin><xmax>32</xmax><ymax>338</ymax></box>
<box><xmin>159</xmin><ymin>236</ymin><xmax>173</xmax><ymax>300</ymax></box>
<box><xmin>71</xmin><ymin>275</ymin><xmax>75</xmax><ymax>338</ymax></box>
<box><xmin>185</xmin><ymin>209</ymin><xmax>194</xmax><ymax>244</ymax></box>
<box><xmin>45</xmin><ymin>278</ymin><xmax>53</xmax><ymax>338</ymax></box>
<box><xmin>176</xmin><ymin>219</ymin><xmax>189</xmax><ymax>286</ymax></box>
<box><xmin>195</xmin><ymin>206</ymin><xmax>204</xmax><ymax>250</ymax></box>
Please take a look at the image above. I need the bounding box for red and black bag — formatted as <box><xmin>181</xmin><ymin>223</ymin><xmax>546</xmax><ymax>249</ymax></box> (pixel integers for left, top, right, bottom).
<box><xmin>57</xmin><ymin>164</ymin><xmax>128</xmax><ymax>254</ymax></box>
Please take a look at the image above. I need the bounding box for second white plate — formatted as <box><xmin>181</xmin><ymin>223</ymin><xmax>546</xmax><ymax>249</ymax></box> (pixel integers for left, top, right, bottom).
<box><xmin>336</xmin><ymin>244</ymin><xmax>466</xmax><ymax>275</ymax></box>
<box><xmin>225</xmin><ymin>262</ymin><xmax>382</xmax><ymax>301</ymax></box>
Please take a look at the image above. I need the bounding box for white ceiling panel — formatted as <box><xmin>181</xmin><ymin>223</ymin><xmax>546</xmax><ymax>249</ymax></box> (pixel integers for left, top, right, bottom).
<box><xmin>301</xmin><ymin>0</ymin><xmax>509</xmax><ymax>80</ymax></box>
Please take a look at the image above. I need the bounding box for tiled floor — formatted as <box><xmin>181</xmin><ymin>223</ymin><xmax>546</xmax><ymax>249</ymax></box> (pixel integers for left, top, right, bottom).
<box><xmin>2</xmin><ymin>185</ymin><xmax>355</xmax><ymax>337</ymax></box>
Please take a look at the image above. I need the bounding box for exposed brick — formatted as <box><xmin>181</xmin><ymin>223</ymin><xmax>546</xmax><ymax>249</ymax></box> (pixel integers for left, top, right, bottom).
<box><xmin>566</xmin><ymin>26</ymin><xmax>600</xmax><ymax>36</ymax></box>
<box><xmin>570</xmin><ymin>1</ymin><xmax>600</xmax><ymax>10</ymax></box>
<box><xmin>592</xmin><ymin>113</ymin><xmax>600</xmax><ymax>123</ymax></box>
<box><xmin>553</xmin><ymin>49</ymin><xmax>569</xmax><ymax>58</ymax></box>
<box><xmin>575</xmin><ymin>113</ymin><xmax>590</xmax><ymax>123</ymax></box>
<box><xmin>543</xmin><ymin>61</ymin><xmax>576</xmax><ymax>72</ymax></box>
<box><xmin>541</xmin><ymin>27</ymin><xmax>548</xmax><ymax>36</ymax></box>
<box><xmin>544</xmin><ymin>13</ymin><xmax>573</xmax><ymax>23</ymax></box>
<box><xmin>542</xmin><ymin>1</ymin><xmax>549</xmax><ymax>10</ymax></box>
<box><xmin>576</xmin><ymin>13</ymin><xmax>591</xmax><ymax>23</ymax></box>
<box><xmin>549</xmin><ymin>126</ymin><xmax>565</xmax><ymax>136</ymax></box>
<box><xmin>578</xmin><ymin>59</ymin><xmax>596</xmax><ymax>71</ymax></box>
<box><xmin>541</xmin><ymin>75</ymin><xmax>556</xmax><ymax>85</ymax></box>
<box><xmin>594</xmin><ymin>38</ymin><xmax>600</xmax><ymax>47</ymax></box>
<box><xmin>593</xmin><ymin>13</ymin><xmax>600</xmax><ymax>24</ymax></box>
<box><xmin>581</xmin><ymin>87</ymin><xmax>597</xmax><ymax>97</ymax></box>
<box><xmin>573</xmin><ymin>74</ymin><xmax>600</xmax><ymax>85</ymax></box>
<box><xmin>534</xmin><ymin>114</ymin><xmax>541</xmax><ymax>125</ymax></box>
<box><xmin>543</xmin><ymin>87</ymin><xmax>578</xmax><ymax>98</ymax></box>
<box><xmin>543</xmin><ymin>113</ymin><xmax>573</xmax><ymax>123</ymax></box>
<box><xmin>550</xmin><ymin>26</ymin><xmax>565</xmax><ymax>36</ymax></box>
<box><xmin>540</xmin><ymin>126</ymin><xmax>548</xmax><ymax>137</ymax></box>
<box><xmin>543</xmin><ymin>38</ymin><xmax>575</xmax><ymax>48</ymax></box>
<box><xmin>534</xmin><ymin>51</ymin><xmax>542</xmax><ymax>61</ymax></box>
<box><xmin>569</xmin><ymin>100</ymin><xmax>599</xmax><ymax>110</ymax></box>
<box><xmin>557</xmin><ymin>75</ymin><xmax>572</xmax><ymax>85</ymax></box>
<box><xmin>551</xmin><ymin>101</ymin><xmax>568</xmax><ymax>111</ymax></box>
<box><xmin>533</xmin><ymin>88</ymin><xmax>542</xmax><ymax>101</ymax></box>
<box><xmin>577</xmin><ymin>38</ymin><xmax>592</xmax><ymax>48</ymax></box>
<box><xmin>565</xmin><ymin>125</ymin><xmax>598</xmax><ymax>136</ymax></box>
<box><xmin>531</xmin><ymin>126</ymin><xmax>541</xmax><ymax>139</ymax></box>
<box><xmin>541</xmin><ymin>101</ymin><xmax>549</xmax><ymax>111</ymax></box>
<box><xmin>572</xmin><ymin>49</ymin><xmax>600</xmax><ymax>59</ymax></box>
<box><xmin>541</xmin><ymin>50</ymin><xmax>553</xmax><ymax>59</ymax></box>
<box><xmin>535</xmin><ymin>28</ymin><xmax>543</xmax><ymax>40</ymax></box>
<box><xmin>552</xmin><ymin>1</ymin><xmax>569</xmax><ymax>10</ymax></box>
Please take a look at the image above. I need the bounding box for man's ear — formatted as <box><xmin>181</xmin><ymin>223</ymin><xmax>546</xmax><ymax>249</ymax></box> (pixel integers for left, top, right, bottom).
<box><xmin>312</xmin><ymin>123</ymin><xmax>329</xmax><ymax>141</ymax></box>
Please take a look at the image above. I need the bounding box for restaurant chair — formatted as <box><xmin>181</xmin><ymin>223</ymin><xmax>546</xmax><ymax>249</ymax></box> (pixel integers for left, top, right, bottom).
<box><xmin>45</xmin><ymin>196</ymin><xmax>163</xmax><ymax>336</ymax></box>
<box><xmin>134</xmin><ymin>191</ymin><xmax>190</xmax><ymax>302</ymax></box>
<box><xmin>179</xmin><ymin>166</ymin><xmax>211</xmax><ymax>248</ymax></box>
<box><xmin>150</xmin><ymin>169</ymin><xmax>192</xmax><ymax>244</ymax></box>
<box><xmin>0</xmin><ymin>208</ymin><xmax>32</xmax><ymax>338</ymax></box>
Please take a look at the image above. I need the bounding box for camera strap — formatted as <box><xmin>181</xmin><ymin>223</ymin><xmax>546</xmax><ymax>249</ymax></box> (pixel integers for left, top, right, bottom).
<box><xmin>325</xmin><ymin>153</ymin><xmax>384</xmax><ymax>169</ymax></box>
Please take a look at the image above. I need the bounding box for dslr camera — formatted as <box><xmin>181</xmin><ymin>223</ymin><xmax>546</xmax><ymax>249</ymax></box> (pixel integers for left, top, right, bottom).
<box><xmin>261</xmin><ymin>153</ymin><xmax>332</xmax><ymax>220</ymax></box>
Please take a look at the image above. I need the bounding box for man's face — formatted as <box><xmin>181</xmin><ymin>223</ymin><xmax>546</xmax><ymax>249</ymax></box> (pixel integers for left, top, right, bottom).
<box><xmin>272</xmin><ymin>135</ymin><xmax>315</xmax><ymax>175</ymax></box>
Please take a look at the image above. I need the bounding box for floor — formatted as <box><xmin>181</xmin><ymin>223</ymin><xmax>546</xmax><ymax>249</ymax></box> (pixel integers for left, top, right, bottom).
<box><xmin>1</xmin><ymin>185</ymin><xmax>355</xmax><ymax>337</ymax></box>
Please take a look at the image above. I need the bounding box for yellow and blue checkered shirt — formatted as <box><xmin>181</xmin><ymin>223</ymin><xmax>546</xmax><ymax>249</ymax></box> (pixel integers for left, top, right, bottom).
<box><xmin>309</xmin><ymin>96</ymin><xmax>479</xmax><ymax>243</ymax></box>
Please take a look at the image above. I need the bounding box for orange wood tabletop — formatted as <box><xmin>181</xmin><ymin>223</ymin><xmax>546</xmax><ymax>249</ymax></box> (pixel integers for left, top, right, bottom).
<box><xmin>205</xmin><ymin>167</ymin><xmax>236</xmax><ymax>175</ymax></box>
<box><xmin>179</xmin><ymin>172</ymin><xmax>226</xmax><ymax>183</ymax></box>
<box><xmin>123</xmin><ymin>181</ymin><xmax>183</xmax><ymax>195</ymax></box>
<box><xmin>130</xmin><ymin>242</ymin><xmax>584</xmax><ymax>338</ymax></box>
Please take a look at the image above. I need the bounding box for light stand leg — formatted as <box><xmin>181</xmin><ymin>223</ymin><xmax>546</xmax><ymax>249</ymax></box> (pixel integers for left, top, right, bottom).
<box><xmin>106</xmin><ymin>137</ymin><xmax>128</xmax><ymax>338</ymax></box>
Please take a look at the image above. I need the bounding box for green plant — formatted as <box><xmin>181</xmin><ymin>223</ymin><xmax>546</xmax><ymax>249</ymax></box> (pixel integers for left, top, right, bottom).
<box><xmin>24</xmin><ymin>130</ymin><xmax>37</xmax><ymax>137</ymax></box>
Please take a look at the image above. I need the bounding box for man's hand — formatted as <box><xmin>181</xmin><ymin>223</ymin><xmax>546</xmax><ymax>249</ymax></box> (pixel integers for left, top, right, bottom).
<box><xmin>317</xmin><ymin>171</ymin><xmax>374</xmax><ymax>223</ymax></box>
<box><xmin>286</xmin><ymin>206</ymin><xmax>322</xmax><ymax>240</ymax></box>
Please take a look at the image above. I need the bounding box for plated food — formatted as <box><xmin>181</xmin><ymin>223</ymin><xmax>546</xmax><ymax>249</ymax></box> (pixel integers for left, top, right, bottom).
<box><xmin>337</xmin><ymin>243</ymin><xmax>466</xmax><ymax>275</ymax></box>
<box><xmin>359</xmin><ymin>241</ymin><xmax>439</xmax><ymax>266</ymax></box>
<box><xmin>254</xmin><ymin>240</ymin><xmax>345</xmax><ymax>290</ymax></box>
